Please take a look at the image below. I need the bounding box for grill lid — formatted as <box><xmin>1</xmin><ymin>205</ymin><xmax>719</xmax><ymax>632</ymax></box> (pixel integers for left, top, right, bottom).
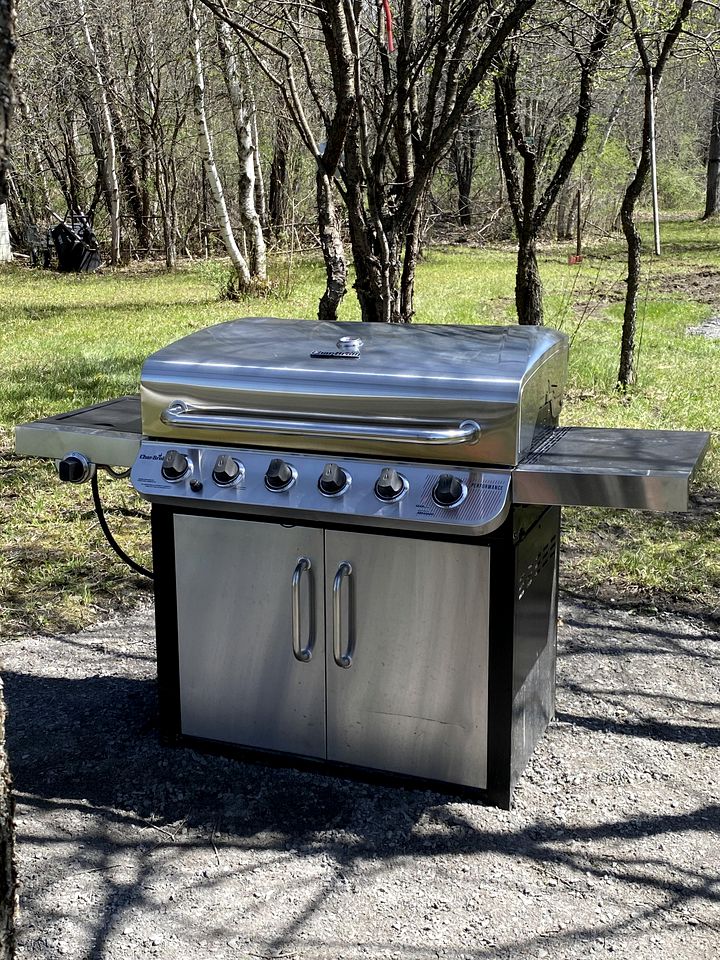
<box><xmin>140</xmin><ymin>318</ymin><xmax>568</xmax><ymax>465</ymax></box>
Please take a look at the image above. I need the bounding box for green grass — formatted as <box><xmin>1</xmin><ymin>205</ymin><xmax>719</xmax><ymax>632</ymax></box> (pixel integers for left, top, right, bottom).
<box><xmin>1</xmin><ymin>218</ymin><xmax>718</xmax><ymax>636</ymax></box>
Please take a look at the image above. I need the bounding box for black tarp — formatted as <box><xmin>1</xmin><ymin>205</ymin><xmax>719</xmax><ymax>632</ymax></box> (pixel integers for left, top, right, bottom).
<box><xmin>50</xmin><ymin>216</ymin><xmax>101</xmax><ymax>273</ymax></box>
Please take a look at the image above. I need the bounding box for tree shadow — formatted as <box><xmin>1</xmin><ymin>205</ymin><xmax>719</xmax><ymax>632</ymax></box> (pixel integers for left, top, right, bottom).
<box><xmin>4</xmin><ymin>665</ymin><xmax>720</xmax><ymax>959</ymax></box>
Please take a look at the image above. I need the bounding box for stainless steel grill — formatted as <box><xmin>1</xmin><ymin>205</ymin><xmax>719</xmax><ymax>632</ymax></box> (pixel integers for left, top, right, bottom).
<box><xmin>16</xmin><ymin>317</ymin><xmax>711</xmax><ymax>807</ymax></box>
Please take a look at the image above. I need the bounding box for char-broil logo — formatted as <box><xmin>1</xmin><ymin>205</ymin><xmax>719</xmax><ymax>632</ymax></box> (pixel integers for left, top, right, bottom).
<box><xmin>140</xmin><ymin>452</ymin><xmax>164</xmax><ymax>461</ymax></box>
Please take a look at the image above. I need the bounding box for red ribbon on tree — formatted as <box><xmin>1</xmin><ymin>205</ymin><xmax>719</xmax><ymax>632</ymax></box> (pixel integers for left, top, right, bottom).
<box><xmin>381</xmin><ymin>0</ymin><xmax>395</xmax><ymax>53</ymax></box>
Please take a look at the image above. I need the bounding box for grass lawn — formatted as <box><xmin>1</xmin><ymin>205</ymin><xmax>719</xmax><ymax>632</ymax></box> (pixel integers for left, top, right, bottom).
<box><xmin>1</xmin><ymin>217</ymin><xmax>718</xmax><ymax>636</ymax></box>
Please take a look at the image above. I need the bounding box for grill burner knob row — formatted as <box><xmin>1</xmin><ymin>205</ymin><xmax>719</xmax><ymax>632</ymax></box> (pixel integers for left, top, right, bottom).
<box><xmin>432</xmin><ymin>473</ymin><xmax>465</xmax><ymax>508</ymax></box>
<box><xmin>162</xmin><ymin>449</ymin><xmax>189</xmax><ymax>481</ymax></box>
<box><xmin>375</xmin><ymin>467</ymin><xmax>406</xmax><ymax>502</ymax></box>
<box><xmin>318</xmin><ymin>462</ymin><xmax>349</xmax><ymax>496</ymax></box>
<box><xmin>265</xmin><ymin>458</ymin><xmax>295</xmax><ymax>491</ymax></box>
<box><xmin>212</xmin><ymin>454</ymin><xmax>242</xmax><ymax>486</ymax></box>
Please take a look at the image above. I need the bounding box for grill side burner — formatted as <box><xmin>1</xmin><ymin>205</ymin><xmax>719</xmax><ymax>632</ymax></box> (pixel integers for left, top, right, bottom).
<box><xmin>13</xmin><ymin>318</ymin><xmax>712</xmax><ymax>807</ymax></box>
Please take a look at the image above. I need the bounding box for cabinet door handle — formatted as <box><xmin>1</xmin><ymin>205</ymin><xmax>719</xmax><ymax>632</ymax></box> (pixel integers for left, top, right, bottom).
<box><xmin>291</xmin><ymin>557</ymin><xmax>315</xmax><ymax>662</ymax></box>
<box><xmin>332</xmin><ymin>561</ymin><xmax>355</xmax><ymax>669</ymax></box>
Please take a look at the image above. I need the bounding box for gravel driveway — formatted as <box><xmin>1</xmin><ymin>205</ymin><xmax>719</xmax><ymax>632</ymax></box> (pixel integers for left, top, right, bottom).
<box><xmin>2</xmin><ymin>597</ymin><xmax>719</xmax><ymax>960</ymax></box>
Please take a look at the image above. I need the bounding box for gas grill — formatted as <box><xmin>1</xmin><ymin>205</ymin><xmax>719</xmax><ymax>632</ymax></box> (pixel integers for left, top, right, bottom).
<box><xmin>15</xmin><ymin>317</ymin><xmax>711</xmax><ymax>807</ymax></box>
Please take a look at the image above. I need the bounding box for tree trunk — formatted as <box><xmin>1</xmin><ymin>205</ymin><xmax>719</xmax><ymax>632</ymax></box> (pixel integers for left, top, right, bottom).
<box><xmin>618</xmin><ymin>198</ymin><xmax>641</xmax><ymax>387</ymax></box>
<box><xmin>98</xmin><ymin>25</ymin><xmax>151</xmax><ymax>250</ymax></box>
<box><xmin>215</xmin><ymin>19</ymin><xmax>266</xmax><ymax>280</ymax></box>
<box><xmin>0</xmin><ymin>202</ymin><xmax>10</xmax><ymax>261</ymax></box>
<box><xmin>241</xmin><ymin>56</ymin><xmax>266</xmax><ymax>229</ymax></box>
<box><xmin>76</xmin><ymin>0</ymin><xmax>121</xmax><ymax>263</ymax></box>
<box><xmin>186</xmin><ymin>0</ymin><xmax>250</xmax><ymax>289</ymax></box>
<box><xmin>452</xmin><ymin>129</ymin><xmax>476</xmax><ymax>228</ymax></box>
<box><xmin>399</xmin><ymin>208</ymin><xmax>422</xmax><ymax>322</ymax></box>
<box><xmin>316</xmin><ymin>169</ymin><xmax>346</xmax><ymax>323</ymax></box>
<box><xmin>131</xmin><ymin>3</ymin><xmax>154</xmax><ymax>252</ymax></box>
<box><xmin>268</xmin><ymin>115</ymin><xmax>290</xmax><ymax>239</ymax></box>
<box><xmin>0</xmin><ymin>0</ymin><xmax>18</xmax><ymax>955</ymax></box>
<box><xmin>516</xmin><ymin>232</ymin><xmax>544</xmax><ymax>325</ymax></box>
<box><xmin>618</xmin><ymin>78</ymin><xmax>652</xmax><ymax>388</ymax></box>
<box><xmin>0</xmin><ymin>0</ymin><xmax>10</xmax><ymax>202</ymax></box>
<box><xmin>617</xmin><ymin>0</ymin><xmax>693</xmax><ymax>387</ymax></box>
<box><xmin>556</xmin><ymin>185</ymin><xmax>572</xmax><ymax>240</ymax></box>
<box><xmin>157</xmin><ymin>154</ymin><xmax>177</xmax><ymax>270</ymax></box>
<box><xmin>704</xmin><ymin>85</ymin><xmax>720</xmax><ymax>219</ymax></box>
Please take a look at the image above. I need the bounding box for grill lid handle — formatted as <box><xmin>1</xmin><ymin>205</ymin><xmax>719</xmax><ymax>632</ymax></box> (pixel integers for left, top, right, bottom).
<box><xmin>160</xmin><ymin>401</ymin><xmax>481</xmax><ymax>446</ymax></box>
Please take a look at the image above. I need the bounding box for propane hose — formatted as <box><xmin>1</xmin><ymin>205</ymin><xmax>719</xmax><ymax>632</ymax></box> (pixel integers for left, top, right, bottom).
<box><xmin>90</xmin><ymin>471</ymin><xmax>154</xmax><ymax>580</ymax></box>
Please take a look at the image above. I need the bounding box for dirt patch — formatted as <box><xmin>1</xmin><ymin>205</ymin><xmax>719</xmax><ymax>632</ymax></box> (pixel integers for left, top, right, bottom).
<box><xmin>653</xmin><ymin>267</ymin><xmax>720</xmax><ymax>305</ymax></box>
<box><xmin>2</xmin><ymin>598</ymin><xmax>719</xmax><ymax>960</ymax></box>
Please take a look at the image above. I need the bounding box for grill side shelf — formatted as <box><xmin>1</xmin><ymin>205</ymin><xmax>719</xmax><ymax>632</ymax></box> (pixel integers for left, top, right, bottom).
<box><xmin>513</xmin><ymin>427</ymin><xmax>711</xmax><ymax>511</ymax></box>
<box><xmin>14</xmin><ymin>395</ymin><xmax>142</xmax><ymax>468</ymax></box>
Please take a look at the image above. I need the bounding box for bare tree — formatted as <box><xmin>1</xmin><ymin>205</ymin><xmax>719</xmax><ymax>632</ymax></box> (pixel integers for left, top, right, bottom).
<box><xmin>202</xmin><ymin>0</ymin><xmax>538</xmax><ymax>323</ymax></box>
<box><xmin>704</xmin><ymin>81</ymin><xmax>720</xmax><ymax>218</ymax></box>
<box><xmin>76</xmin><ymin>0</ymin><xmax>121</xmax><ymax>263</ymax></box>
<box><xmin>97</xmin><ymin>24</ymin><xmax>152</xmax><ymax>251</ymax></box>
<box><xmin>617</xmin><ymin>0</ymin><xmax>693</xmax><ymax>387</ymax></box>
<box><xmin>494</xmin><ymin>0</ymin><xmax>622</xmax><ymax>325</ymax></box>
<box><xmin>185</xmin><ymin>0</ymin><xmax>251</xmax><ymax>290</ymax></box>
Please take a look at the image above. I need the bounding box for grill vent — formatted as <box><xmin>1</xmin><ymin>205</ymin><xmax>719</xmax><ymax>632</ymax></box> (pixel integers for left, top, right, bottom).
<box><xmin>517</xmin><ymin>534</ymin><xmax>557</xmax><ymax>600</ymax></box>
<box><xmin>521</xmin><ymin>427</ymin><xmax>570</xmax><ymax>464</ymax></box>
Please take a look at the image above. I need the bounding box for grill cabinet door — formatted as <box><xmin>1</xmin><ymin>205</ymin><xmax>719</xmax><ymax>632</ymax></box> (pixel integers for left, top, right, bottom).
<box><xmin>174</xmin><ymin>516</ymin><xmax>325</xmax><ymax>758</ymax></box>
<box><xmin>324</xmin><ymin>531</ymin><xmax>491</xmax><ymax>788</ymax></box>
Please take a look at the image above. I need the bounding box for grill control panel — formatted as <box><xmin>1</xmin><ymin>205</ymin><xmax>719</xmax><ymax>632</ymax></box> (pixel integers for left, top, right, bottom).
<box><xmin>131</xmin><ymin>441</ymin><xmax>511</xmax><ymax>536</ymax></box>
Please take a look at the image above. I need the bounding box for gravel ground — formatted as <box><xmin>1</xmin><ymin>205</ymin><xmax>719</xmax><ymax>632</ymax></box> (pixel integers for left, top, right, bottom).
<box><xmin>2</xmin><ymin>597</ymin><xmax>719</xmax><ymax>960</ymax></box>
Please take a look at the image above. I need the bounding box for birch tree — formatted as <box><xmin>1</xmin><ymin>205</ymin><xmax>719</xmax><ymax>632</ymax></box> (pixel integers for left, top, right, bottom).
<box><xmin>215</xmin><ymin>18</ymin><xmax>266</xmax><ymax>281</ymax></box>
<box><xmin>76</xmin><ymin>0</ymin><xmax>121</xmax><ymax>263</ymax></box>
<box><xmin>186</xmin><ymin>0</ymin><xmax>251</xmax><ymax>290</ymax></box>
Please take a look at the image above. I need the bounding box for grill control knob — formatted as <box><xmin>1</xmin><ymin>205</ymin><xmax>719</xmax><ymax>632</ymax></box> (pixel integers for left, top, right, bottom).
<box><xmin>265</xmin><ymin>458</ymin><xmax>294</xmax><ymax>491</ymax></box>
<box><xmin>318</xmin><ymin>462</ymin><xmax>349</xmax><ymax>496</ymax></box>
<box><xmin>375</xmin><ymin>467</ymin><xmax>405</xmax><ymax>502</ymax></box>
<box><xmin>161</xmin><ymin>449</ymin><xmax>189</xmax><ymax>481</ymax></box>
<box><xmin>432</xmin><ymin>473</ymin><xmax>465</xmax><ymax>507</ymax></box>
<box><xmin>212</xmin><ymin>454</ymin><xmax>241</xmax><ymax>486</ymax></box>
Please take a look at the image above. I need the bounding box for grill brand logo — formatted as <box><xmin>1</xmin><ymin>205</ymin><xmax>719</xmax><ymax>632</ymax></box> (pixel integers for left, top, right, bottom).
<box><xmin>310</xmin><ymin>350</ymin><xmax>360</xmax><ymax>359</ymax></box>
<box><xmin>140</xmin><ymin>453</ymin><xmax>165</xmax><ymax>461</ymax></box>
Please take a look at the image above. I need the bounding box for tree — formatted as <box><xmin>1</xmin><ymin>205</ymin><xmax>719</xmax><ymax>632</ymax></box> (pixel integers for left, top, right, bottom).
<box><xmin>704</xmin><ymin>82</ymin><xmax>720</xmax><ymax>218</ymax></box>
<box><xmin>0</xmin><ymin>0</ymin><xmax>18</xmax><ymax>949</ymax></box>
<box><xmin>452</xmin><ymin>114</ymin><xmax>481</xmax><ymax>228</ymax></box>
<box><xmin>493</xmin><ymin>0</ymin><xmax>622</xmax><ymax>325</ymax></box>
<box><xmin>202</xmin><ymin>0</ymin><xmax>538</xmax><ymax>323</ymax></box>
<box><xmin>215</xmin><ymin>17</ymin><xmax>266</xmax><ymax>280</ymax></box>
<box><xmin>617</xmin><ymin>0</ymin><xmax>693</xmax><ymax>388</ymax></box>
<box><xmin>185</xmin><ymin>0</ymin><xmax>252</xmax><ymax>290</ymax></box>
<box><xmin>75</xmin><ymin>0</ymin><xmax>121</xmax><ymax>264</ymax></box>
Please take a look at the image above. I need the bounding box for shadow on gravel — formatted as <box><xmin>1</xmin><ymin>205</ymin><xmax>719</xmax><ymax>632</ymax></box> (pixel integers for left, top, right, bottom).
<box><xmin>5</xmin><ymin>666</ymin><xmax>720</xmax><ymax>958</ymax></box>
<box><xmin>555</xmin><ymin>710</ymin><xmax>720</xmax><ymax>746</ymax></box>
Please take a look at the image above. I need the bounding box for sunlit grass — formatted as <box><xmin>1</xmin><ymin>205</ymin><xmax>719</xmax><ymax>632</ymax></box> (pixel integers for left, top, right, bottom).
<box><xmin>1</xmin><ymin>217</ymin><xmax>718</xmax><ymax>636</ymax></box>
